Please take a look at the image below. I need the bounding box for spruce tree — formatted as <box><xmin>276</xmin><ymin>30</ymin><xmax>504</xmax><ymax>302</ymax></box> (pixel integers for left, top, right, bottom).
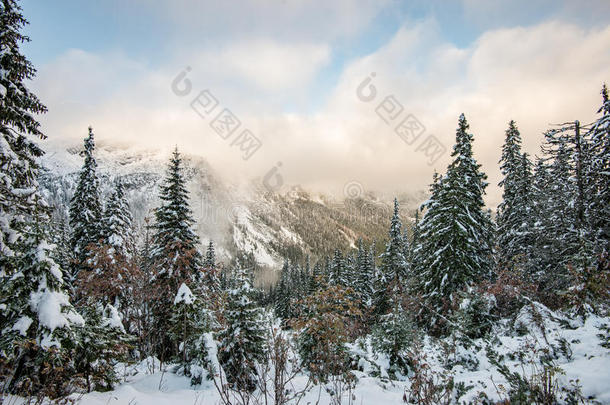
<box><xmin>375</xmin><ymin>199</ymin><xmax>408</xmax><ymax>317</ymax></box>
<box><xmin>168</xmin><ymin>282</ymin><xmax>213</xmax><ymax>384</ymax></box>
<box><xmin>68</xmin><ymin>127</ymin><xmax>103</xmax><ymax>288</ymax></box>
<box><xmin>217</xmin><ymin>266</ymin><xmax>266</xmax><ymax>392</ymax></box>
<box><xmin>73</xmin><ymin>303</ymin><xmax>132</xmax><ymax>393</ymax></box>
<box><xmin>497</xmin><ymin>121</ymin><xmax>534</xmax><ymax>271</ymax></box>
<box><xmin>412</xmin><ymin>114</ymin><xmax>493</xmax><ymax>334</ymax></box>
<box><xmin>0</xmin><ymin>205</ymin><xmax>85</xmax><ymax>395</ymax></box>
<box><xmin>204</xmin><ymin>240</ymin><xmax>216</xmax><ymax>268</ymax></box>
<box><xmin>328</xmin><ymin>249</ymin><xmax>346</xmax><ymax>286</ymax></box>
<box><xmin>149</xmin><ymin>147</ymin><xmax>203</xmax><ymax>360</ymax></box>
<box><xmin>150</xmin><ymin>147</ymin><xmax>203</xmax><ymax>283</ymax></box>
<box><xmin>588</xmin><ymin>84</ymin><xmax>610</xmax><ymax>251</ymax></box>
<box><xmin>274</xmin><ymin>260</ymin><xmax>292</xmax><ymax>322</ymax></box>
<box><xmin>0</xmin><ymin>1</ymin><xmax>84</xmax><ymax>395</ymax></box>
<box><xmin>99</xmin><ymin>180</ymin><xmax>133</xmax><ymax>260</ymax></box>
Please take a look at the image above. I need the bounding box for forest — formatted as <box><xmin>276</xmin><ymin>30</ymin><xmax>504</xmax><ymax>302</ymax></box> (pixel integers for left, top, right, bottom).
<box><xmin>1</xmin><ymin>0</ymin><xmax>610</xmax><ymax>404</ymax></box>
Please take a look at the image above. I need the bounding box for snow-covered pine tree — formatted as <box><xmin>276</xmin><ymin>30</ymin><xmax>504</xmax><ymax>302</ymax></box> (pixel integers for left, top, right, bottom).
<box><xmin>274</xmin><ymin>260</ymin><xmax>292</xmax><ymax>322</ymax></box>
<box><xmin>150</xmin><ymin>147</ymin><xmax>203</xmax><ymax>283</ymax></box>
<box><xmin>68</xmin><ymin>127</ymin><xmax>103</xmax><ymax>289</ymax></box>
<box><xmin>73</xmin><ymin>303</ymin><xmax>132</xmax><ymax>393</ymax></box>
<box><xmin>308</xmin><ymin>261</ymin><xmax>323</xmax><ymax>294</ymax></box>
<box><xmin>217</xmin><ymin>265</ymin><xmax>266</xmax><ymax>392</ymax></box>
<box><xmin>0</xmin><ymin>202</ymin><xmax>85</xmax><ymax>396</ymax></box>
<box><xmin>329</xmin><ymin>248</ymin><xmax>347</xmax><ymax>286</ymax></box>
<box><xmin>355</xmin><ymin>238</ymin><xmax>373</xmax><ymax>307</ymax></box>
<box><xmin>401</xmin><ymin>227</ymin><xmax>410</xmax><ymax>267</ymax></box>
<box><xmin>587</xmin><ymin>84</ymin><xmax>610</xmax><ymax>251</ymax></box>
<box><xmin>375</xmin><ymin>199</ymin><xmax>408</xmax><ymax>317</ymax></box>
<box><xmin>204</xmin><ymin>240</ymin><xmax>216</xmax><ymax>268</ymax></box>
<box><xmin>0</xmin><ymin>1</ymin><xmax>84</xmax><ymax>396</ymax></box>
<box><xmin>539</xmin><ymin>137</ymin><xmax>584</xmax><ymax>293</ymax></box>
<box><xmin>168</xmin><ymin>282</ymin><xmax>213</xmax><ymax>384</ymax></box>
<box><xmin>497</xmin><ymin>121</ymin><xmax>534</xmax><ymax>272</ymax></box>
<box><xmin>99</xmin><ymin>180</ymin><xmax>133</xmax><ymax>260</ymax></box>
<box><xmin>412</xmin><ymin>114</ymin><xmax>494</xmax><ymax>334</ymax></box>
<box><xmin>408</xmin><ymin>210</ymin><xmax>421</xmax><ymax>272</ymax></box>
<box><xmin>371</xmin><ymin>291</ymin><xmax>417</xmax><ymax>378</ymax></box>
<box><xmin>149</xmin><ymin>147</ymin><xmax>204</xmax><ymax>360</ymax></box>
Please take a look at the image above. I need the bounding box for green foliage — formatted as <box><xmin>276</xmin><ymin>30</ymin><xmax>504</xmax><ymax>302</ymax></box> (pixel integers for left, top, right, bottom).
<box><xmin>370</xmin><ymin>302</ymin><xmax>418</xmax><ymax>378</ymax></box>
<box><xmin>217</xmin><ymin>266</ymin><xmax>267</xmax><ymax>392</ymax></box>
<box><xmin>451</xmin><ymin>289</ymin><xmax>496</xmax><ymax>342</ymax></box>
<box><xmin>412</xmin><ymin>114</ymin><xmax>494</xmax><ymax>334</ymax></box>
<box><xmin>168</xmin><ymin>283</ymin><xmax>215</xmax><ymax>384</ymax></box>
<box><xmin>293</xmin><ymin>282</ymin><xmax>362</xmax><ymax>384</ymax></box>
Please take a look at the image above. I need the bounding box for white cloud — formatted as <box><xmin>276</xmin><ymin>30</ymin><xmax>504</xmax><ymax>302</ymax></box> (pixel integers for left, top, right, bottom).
<box><xmin>32</xmin><ymin>18</ymin><xmax>610</xmax><ymax>208</ymax></box>
<box><xmin>197</xmin><ymin>40</ymin><xmax>331</xmax><ymax>92</ymax></box>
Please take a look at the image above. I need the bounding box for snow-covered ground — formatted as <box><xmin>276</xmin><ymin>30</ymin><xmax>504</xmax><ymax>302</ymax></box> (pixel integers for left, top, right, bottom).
<box><xmin>6</xmin><ymin>306</ymin><xmax>609</xmax><ymax>404</ymax></box>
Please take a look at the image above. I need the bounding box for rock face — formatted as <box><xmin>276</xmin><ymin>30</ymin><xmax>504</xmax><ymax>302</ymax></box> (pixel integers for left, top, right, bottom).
<box><xmin>40</xmin><ymin>141</ymin><xmax>419</xmax><ymax>272</ymax></box>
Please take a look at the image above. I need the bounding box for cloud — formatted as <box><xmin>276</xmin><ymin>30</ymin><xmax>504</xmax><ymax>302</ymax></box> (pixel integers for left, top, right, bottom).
<box><xmin>196</xmin><ymin>40</ymin><xmax>331</xmax><ymax>92</ymax></box>
<box><xmin>31</xmin><ymin>17</ymin><xmax>610</xmax><ymax>209</ymax></box>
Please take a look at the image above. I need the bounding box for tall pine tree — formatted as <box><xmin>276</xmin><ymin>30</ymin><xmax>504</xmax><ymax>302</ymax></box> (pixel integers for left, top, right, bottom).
<box><xmin>149</xmin><ymin>147</ymin><xmax>203</xmax><ymax>360</ymax></box>
<box><xmin>217</xmin><ymin>265</ymin><xmax>266</xmax><ymax>392</ymax></box>
<box><xmin>0</xmin><ymin>1</ymin><xmax>84</xmax><ymax>394</ymax></box>
<box><xmin>497</xmin><ymin>121</ymin><xmax>534</xmax><ymax>272</ymax></box>
<box><xmin>412</xmin><ymin>114</ymin><xmax>493</xmax><ymax>334</ymax></box>
<box><xmin>68</xmin><ymin>127</ymin><xmax>102</xmax><ymax>288</ymax></box>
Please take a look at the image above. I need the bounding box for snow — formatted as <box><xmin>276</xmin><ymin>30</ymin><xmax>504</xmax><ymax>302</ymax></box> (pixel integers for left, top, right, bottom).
<box><xmin>174</xmin><ymin>283</ymin><xmax>194</xmax><ymax>305</ymax></box>
<box><xmin>32</xmin><ymin>303</ymin><xmax>606</xmax><ymax>405</ymax></box>
<box><xmin>103</xmin><ymin>304</ymin><xmax>125</xmax><ymax>332</ymax></box>
<box><xmin>29</xmin><ymin>288</ymin><xmax>84</xmax><ymax>347</ymax></box>
<box><xmin>12</xmin><ymin>316</ymin><xmax>33</xmax><ymax>336</ymax></box>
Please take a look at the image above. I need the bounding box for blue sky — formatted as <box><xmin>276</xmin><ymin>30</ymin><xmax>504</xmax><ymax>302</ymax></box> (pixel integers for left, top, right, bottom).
<box><xmin>20</xmin><ymin>0</ymin><xmax>610</xmax><ymax>202</ymax></box>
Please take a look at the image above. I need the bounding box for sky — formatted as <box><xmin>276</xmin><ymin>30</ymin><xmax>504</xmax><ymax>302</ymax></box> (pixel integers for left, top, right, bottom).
<box><xmin>21</xmin><ymin>0</ymin><xmax>610</xmax><ymax>206</ymax></box>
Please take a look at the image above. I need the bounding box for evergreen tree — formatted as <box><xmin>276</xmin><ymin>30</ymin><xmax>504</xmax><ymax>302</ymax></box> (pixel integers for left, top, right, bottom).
<box><xmin>375</xmin><ymin>199</ymin><xmax>408</xmax><ymax>317</ymax></box>
<box><xmin>308</xmin><ymin>261</ymin><xmax>323</xmax><ymax>294</ymax></box>
<box><xmin>274</xmin><ymin>260</ymin><xmax>292</xmax><ymax>322</ymax></box>
<box><xmin>370</xmin><ymin>293</ymin><xmax>417</xmax><ymax>378</ymax></box>
<box><xmin>0</xmin><ymin>1</ymin><xmax>84</xmax><ymax>396</ymax></box>
<box><xmin>412</xmin><ymin>114</ymin><xmax>494</xmax><ymax>334</ymax></box>
<box><xmin>588</xmin><ymin>84</ymin><xmax>610</xmax><ymax>251</ymax></box>
<box><xmin>99</xmin><ymin>180</ymin><xmax>133</xmax><ymax>260</ymax></box>
<box><xmin>204</xmin><ymin>240</ymin><xmax>216</xmax><ymax>268</ymax></box>
<box><xmin>168</xmin><ymin>282</ymin><xmax>213</xmax><ymax>384</ymax></box>
<box><xmin>0</xmin><ymin>206</ymin><xmax>85</xmax><ymax>395</ymax></box>
<box><xmin>68</xmin><ymin>127</ymin><xmax>102</xmax><ymax>288</ymax></box>
<box><xmin>497</xmin><ymin>121</ymin><xmax>534</xmax><ymax>271</ymax></box>
<box><xmin>150</xmin><ymin>147</ymin><xmax>203</xmax><ymax>283</ymax></box>
<box><xmin>74</xmin><ymin>303</ymin><xmax>132</xmax><ymax>393</ymax></box>
<box><xmin>217</xmin><ymin>266</ymin><xmax>266</xmax><ymax>392</ymax></box>
<box><xmin>328</xmin><ymin>248</ymin><xmax>346</xmax><ymax>286</ymax></box>
<box><xmin>149</xmin><ymin>147</ymin><xmax>203</xmax><ymax>360</ymax></box>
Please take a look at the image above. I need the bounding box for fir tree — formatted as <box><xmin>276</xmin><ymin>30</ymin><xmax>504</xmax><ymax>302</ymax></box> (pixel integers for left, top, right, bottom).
<box><xmin>375</xmin><ymin>199</ymin><xmax>408</xmax><ymax>317</ymax></box>
<box><xmin>370</xmin><ymin>293</ymin><xmax>417</xmax><ymax>378</ymax></box>
<box><xmin>68</xmin><ymin>127</ymin><xmax>103</xmax><ymax>288</ymax></box>
<box><xmin>412</xmin><ymin>114</ymin><xmax>494</xmax><ymax>334</ymax></box>
<box><xmin>0</xmin><ymin>1</ymin><xmax>84</xmax><ymax>396</ymax></box>
<box><xmin>149</xmin><ymin>147</ymin><xmax>203</xmax><ymax>360</ymax></box>
<box><xmin>497</xmin><ymin>121</ymin><xmax>534</xmax><ymax>271</ymax></box>
<box><xmin>99</xmin><ymin>180</ymin><xmax>133</xmax><ymax>260</ymax></box>
<box><xmin>74</xmin><ymin>303</ymin><xmax>132</xmax><ymax>393</ymax></box>
<box><xmin>588</xmin><ymin>84</ymin><xmax>610</xmax><ymax>250</ymax></box>
<box><xmin>329</xmin><ymin>248</ymin><xmax>346</xmax><ymax>286</ymax></box>
<box><xmin>274</xmin><ymin>260</ymin><xmax>292</xmax><ymax>322</ymax></box>
<box><xmin>204</xmin><ymin>240</ymin><xmax>216</xmax><ymax>268</ymax></box>
<box><xmin>217</xmin><ymin>266</ymin><xmax>266</xmax><ymax>392</ymax></box>
<box><xmin>150</xmin><ymin>147</ymin><xmax>203</xmax><ymax>283</ymax></box>
<box><xmin>0</xmin><ymin>201</ymin><xmax>85</xmax><ymax>395</ymax></box>
<box><xmin>168</xmin><ymin>282</ymin><xmax>213</xmax><ymax>384</ymax></box>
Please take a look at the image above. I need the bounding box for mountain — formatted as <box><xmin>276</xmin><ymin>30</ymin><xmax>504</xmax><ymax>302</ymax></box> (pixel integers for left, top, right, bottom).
<box><xmin>39</xmin><ymin>141</ymin><xmax>423</xmax><ymax>279</ymax></box>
